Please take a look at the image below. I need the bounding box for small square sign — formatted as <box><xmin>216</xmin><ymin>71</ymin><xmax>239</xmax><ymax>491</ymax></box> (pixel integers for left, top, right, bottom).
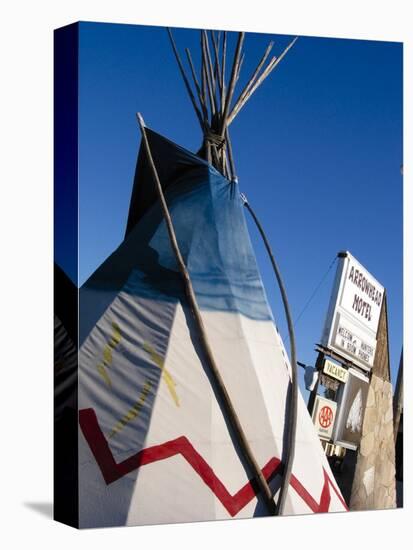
<box><xmin>312</xmin><ymin>396</ymin><xmax>337</xmax><ymax>441</ymax></box>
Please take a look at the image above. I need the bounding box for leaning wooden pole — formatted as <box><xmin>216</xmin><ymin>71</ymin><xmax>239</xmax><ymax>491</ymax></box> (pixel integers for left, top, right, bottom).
<box><xmin>167</xmin><ymin>28</ymin><xmax>205</xmax><ymax>131</ymax></box>
<box><xmin>228</xmin><ymin>36</ymin><xmax>298</xmax><ymax>126</ymax></box>
<box><xmin>220</xmin><ymin>32</ymin><xmax>245</xmax><ymax>138</ymax></box>
<box><xmin>229</xmin><ymin>41</ymin><xmax>274</xmax><ymax>121</ymax></box>
<box><xmin>185</xmin><ymin>48</ymin><xmax>209</xmax><ymax>126</ymax></box>
<box><xmin>241</xmin><ymin>194</ymin><xmax>298</xmax><ymax>516</ymax></box>
<box><xmin>136</xmin><ymin>113</ymin><xmax>276</xmax><ymax>516</ymax></box>
<box><xmin>220</xmin><ymin>31</ymin><xmax>227</xmax><ymax>113</ymax></box>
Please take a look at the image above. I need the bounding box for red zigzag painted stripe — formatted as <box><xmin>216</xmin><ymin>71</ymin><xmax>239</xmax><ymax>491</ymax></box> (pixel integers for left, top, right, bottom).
<box><xmin>79</xmin><ymin>408</ymin><xmax>348</xmax><ymax>517</ymax></box>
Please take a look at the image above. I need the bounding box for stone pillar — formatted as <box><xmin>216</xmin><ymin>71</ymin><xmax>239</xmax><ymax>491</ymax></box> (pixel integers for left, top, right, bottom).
<box><xmin>349</xmin><ymin>295</ymin><xmax>396</xmax><ymax>510</ymax></box>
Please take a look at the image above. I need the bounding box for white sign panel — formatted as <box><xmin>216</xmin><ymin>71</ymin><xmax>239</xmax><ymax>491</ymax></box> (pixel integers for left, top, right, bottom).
<box><xmin>332</xmin><ymin>313</ymin><xmax>378</xmax><ymax>367</ymax></box>
<box><xmin>332</xmin><ymin>368</ymin><xmax>369</xmax><ymax>450</ymax></box>
<box><xmin>323</xmin><ymin>358</ymin><xmax>348</xmax><ymax>384</ymax></box>
<box><xmin>312</xmin><ymin>396</ymin><xmax>337</xmax><ymax>441</ymax></box>
<box><xmin>339</xmin><ymin>256</ymin><xmax>383</xmax><ymax>334</ymax></box>
<box><xmin>321</xmin><ymin>252</ymin><xmax>384</xmax><ymax>371</ymax></box>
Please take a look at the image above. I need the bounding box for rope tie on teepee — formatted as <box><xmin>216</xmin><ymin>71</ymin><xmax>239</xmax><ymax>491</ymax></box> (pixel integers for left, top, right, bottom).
<box><xmin>205</xmin><ymin>130</ymin><xmax>226</xmax><ymax>149</ymax></box>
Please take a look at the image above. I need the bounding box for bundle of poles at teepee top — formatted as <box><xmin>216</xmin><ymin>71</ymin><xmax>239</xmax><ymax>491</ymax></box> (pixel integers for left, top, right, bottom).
<box><xmin>167</xmin><ymin>28</ymin><xmax>298</xmax><ymax>181</ymax></box>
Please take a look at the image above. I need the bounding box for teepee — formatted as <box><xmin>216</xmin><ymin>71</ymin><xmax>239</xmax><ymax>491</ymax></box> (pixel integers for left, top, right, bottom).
<box><xmin>76</xmin><ymin>28</ymin><xmax>347</xmax><ymax>528</ymax></box>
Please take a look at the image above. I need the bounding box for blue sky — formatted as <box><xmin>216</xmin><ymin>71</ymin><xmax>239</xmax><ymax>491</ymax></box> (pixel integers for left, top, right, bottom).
<box><xmin>71</xmin><ymin>22</ymin><xmax>402</xmax><ymax>389</ymax></box>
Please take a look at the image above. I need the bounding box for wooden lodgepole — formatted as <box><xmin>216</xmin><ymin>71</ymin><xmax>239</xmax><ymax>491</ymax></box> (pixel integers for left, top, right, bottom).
<box><xmin>219</xmin><ymin>32</ymin><xmax>245</xmax><ymax>138</ymax></box>
<box><xmin>167</xmin><ymin>28</ymin><xmax>206</xmax><ymax>132</ymax></box>
<box><xmin>136</xmin><ymin>112</ymin><xmax>277</xmax><ymax>516</ymax></box>
<box><xmin>241</xmin><ymin>194</ymin><xmax>298</xmax><ymax>516</ymax></box>
<box><xmin>227</xmin><ymin>36</ymin><xmax>298</xmax><ymax>126</ymax></box>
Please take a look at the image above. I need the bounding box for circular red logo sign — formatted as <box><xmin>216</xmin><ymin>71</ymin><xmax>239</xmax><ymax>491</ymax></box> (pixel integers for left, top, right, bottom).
<box><xmin>319</xmin><ymin>406</ymin><xmax>333</xmax><ymax>428</ymax></box>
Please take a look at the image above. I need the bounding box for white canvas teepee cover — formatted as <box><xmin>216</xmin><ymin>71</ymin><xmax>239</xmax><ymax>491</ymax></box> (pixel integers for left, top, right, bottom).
<box><xmin>78</xmin><ymin>130</ymin><xmax>347</xmax><ymax>528</ymax></box>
